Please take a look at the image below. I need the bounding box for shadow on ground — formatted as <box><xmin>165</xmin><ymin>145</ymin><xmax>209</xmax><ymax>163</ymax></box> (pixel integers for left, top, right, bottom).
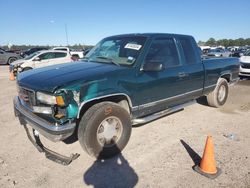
<box><xmin>180</xmin><ymin>139</ymin><xmax>201</xmax><ymax>168</ymax></box>
<box><xmin>196</xmin><ymin>96</ymin><xmax>209</xmax><ymax>107</ymax></box>
<box><xmin>83</xmin><ymin>145</ymin><xmax>138</xmax><ymax>188</ymax></box>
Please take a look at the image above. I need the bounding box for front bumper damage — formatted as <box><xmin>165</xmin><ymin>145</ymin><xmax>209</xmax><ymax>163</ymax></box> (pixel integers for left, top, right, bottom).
<box><xmin>14</xmin><ymin>96</ymin><xmax>80</xmax><ymax>165</ymax></box>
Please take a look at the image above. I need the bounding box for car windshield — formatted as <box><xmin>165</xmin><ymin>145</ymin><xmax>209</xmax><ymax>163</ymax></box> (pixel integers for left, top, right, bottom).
<box><xmin>244</xmin><ymin>50</ymin><xmax>250</xmax><ymax>56</ymax></box>
<box><xmin>24</xmin><ymin>52</ymin><xmax>40</xmax><ymax>60</ymax></box>
<box><xmin>84</xmin><ymin>36</ymin><xmax>147</xmax><ymax>66</ymax></box>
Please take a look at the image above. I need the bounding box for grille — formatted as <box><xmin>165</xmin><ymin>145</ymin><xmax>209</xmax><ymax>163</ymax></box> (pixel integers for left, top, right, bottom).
<box><xmin>241</xmin><ymin>63</ymin><xmax>250</xmax><ymax>69</ymax></box>
<box><xmin>18</xmin><ymin>87</ymin><xmax>36</xmax><ymax>109</ymax></box>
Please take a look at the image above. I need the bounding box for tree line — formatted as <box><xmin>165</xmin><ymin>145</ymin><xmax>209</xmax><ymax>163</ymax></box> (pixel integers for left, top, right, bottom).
<box><xmin>198</xmin><ymin>38</ymin><xmax>250</xmax><ymax>47</ymax></box>
<box><xmin>0</xmin><ymin>44</ymin><xmax>94</xmax><ymax>51</ymax></box>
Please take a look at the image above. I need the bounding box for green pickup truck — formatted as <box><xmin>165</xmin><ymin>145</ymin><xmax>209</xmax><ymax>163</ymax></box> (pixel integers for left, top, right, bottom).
<box><xmin>14</xmin><ymin>33</ymin><xmax>239</xmax><ymax>163</ymax></box>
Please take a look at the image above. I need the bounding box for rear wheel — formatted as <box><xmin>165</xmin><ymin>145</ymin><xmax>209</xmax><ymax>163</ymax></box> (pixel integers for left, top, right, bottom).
<box><xmin>206</xmin><ymin>78</ymin><xmax>229</xmax><ymax>107</ymax></box>
<box><xmin>78</xmin><ymin>102</ymin><xmax>132</xmax><ymax>159</ymax></box>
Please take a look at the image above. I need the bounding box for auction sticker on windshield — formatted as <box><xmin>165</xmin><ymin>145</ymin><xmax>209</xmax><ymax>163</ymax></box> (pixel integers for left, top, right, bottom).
<box><xmin>125</xmin><ymin>43</ymin><xmax>142</xmax><ymax>50</ymax></box>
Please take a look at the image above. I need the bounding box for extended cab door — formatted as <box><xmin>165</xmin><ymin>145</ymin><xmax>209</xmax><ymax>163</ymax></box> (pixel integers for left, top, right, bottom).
<box><xmin>136</xmin><ymin>37</ymin><xmax>204</xmax><ymax>117</ymax></box>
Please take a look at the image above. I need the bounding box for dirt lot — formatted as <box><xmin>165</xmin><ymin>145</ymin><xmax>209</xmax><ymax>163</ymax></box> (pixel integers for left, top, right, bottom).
<box><xmin>0</xmin><ymin>65</ymin><xmax>249</xmax><ymax>188</ymax></box>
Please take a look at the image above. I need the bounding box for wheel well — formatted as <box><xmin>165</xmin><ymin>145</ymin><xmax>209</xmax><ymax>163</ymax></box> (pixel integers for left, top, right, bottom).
<box><xmin>8</xmin><ymin>57</ymin><xmax>17</xmax><ymax>62</ymax></box>
<box><xmin>220</xmin><ymin>74</ymin><xmax>231</xmax><ymax>83</ymax></box>
<box><xmin>77</xmin><ymin>95</ymin><xmax>131</xmax><ymax>120</ymax></box>
<box><xmin>23</xmin><ymin>67</ymin><xmax>33</xmax><ymax>71</ymax></box>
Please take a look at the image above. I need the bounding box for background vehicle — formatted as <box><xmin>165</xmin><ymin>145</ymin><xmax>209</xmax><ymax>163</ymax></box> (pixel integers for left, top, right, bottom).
<box><xmin>239</xmin><ymin>50</ymin><xmax>250</xmax><ymax>77</ymax></box>
<box><xmin>53</xmin><ymin>47</ymin><xmax>84</xmax><ymax>59</ymax></box>
<box><xmin>20</xmin><ymin>47</ymin><xmax>49</xmax><ymax>58</ymax></box>
<box><xmin>10</xmin><ymin>50</ymin><xmax>74</xmax><ymax>74</ymax></box>
<box><xmin>231</xmin><ymin>49</ymin><xmax>247</xmax><ymax>57</ymax></box>
<box><xmin>14</xmin><ymin>33</ymin><xmax>239</xmax><ymax>162</ymax></box>
<box><xmin>0</xmin><ymin>48</ymin><xmax>20</xmax><ymax>65</ymax></box>
<box><xmin>207</xmin><ymin>48</ymin><xmax>231</xmax><ymax>57</ymax></box>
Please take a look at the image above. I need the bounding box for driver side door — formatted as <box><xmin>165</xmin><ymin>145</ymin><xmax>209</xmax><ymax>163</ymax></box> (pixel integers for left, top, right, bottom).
<box><xmin>136</xmin><ymin>37</ymin><xmax>188</xmax><ymax>117</ymax></box>
<box><xmin>34</xmin><ymin>52</ymin><xmax>55</xmax><ymax>68</ymax></box>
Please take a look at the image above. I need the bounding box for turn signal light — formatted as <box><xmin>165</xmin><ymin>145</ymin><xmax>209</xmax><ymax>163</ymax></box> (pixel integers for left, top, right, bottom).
<box><xmin>56</xmin><ymin>96</ymin><xmax>65</xmax><ymax>106</ymax></box>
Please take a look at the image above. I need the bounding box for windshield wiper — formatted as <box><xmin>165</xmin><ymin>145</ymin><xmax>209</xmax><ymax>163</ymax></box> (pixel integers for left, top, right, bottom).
<box><xmin>95</xmin><ymin>56</ymin><xmax>120</xmax><ymax>66</ymax></box>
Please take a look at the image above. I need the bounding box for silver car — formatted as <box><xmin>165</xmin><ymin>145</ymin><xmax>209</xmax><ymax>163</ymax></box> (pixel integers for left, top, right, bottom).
<box><xmin>0</xmin><ymin>48</ymin><xmax>20</xmax><ymax>65</ymax></box>
<box><xmin>207</xmin><ymin>49</ymin><xmax>231</xmax><ymax>57</ymax></box>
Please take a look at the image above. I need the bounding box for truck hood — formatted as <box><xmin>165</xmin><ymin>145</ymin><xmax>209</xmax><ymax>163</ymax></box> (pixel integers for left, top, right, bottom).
<box><xmin>17</xmin><ymin>61</ymin><xmax>125</xmax><ymax>93</ymax></box>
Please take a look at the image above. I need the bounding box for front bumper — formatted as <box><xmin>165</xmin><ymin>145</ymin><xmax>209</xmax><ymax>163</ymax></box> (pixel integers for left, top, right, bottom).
<box><xmin>14</xmin><ymin>96</ymin><xmax>76</xmax><ymax>142</ymax></box>
<box><xmin>239</xmin><ymin>65</ymin><xmax>250</xmax><ymax>77</ymax></box>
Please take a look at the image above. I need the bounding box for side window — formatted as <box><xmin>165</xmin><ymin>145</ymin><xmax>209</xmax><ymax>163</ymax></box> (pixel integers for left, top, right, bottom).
<box><xmin>178</xmin><ymin>38</ymin><xmax>197</xmax><ymax>64</ymax></box>
<box><xmin>145</xmin><ymin>38</ymin><xmax>180</xmax><ymax>68</ymax></box>
<box><xmin>55</xmin><ymin>52</ymin><xmax>67</xmax><ymax>58</ymax></box>
<box><xmin>55</xmin><ymin>48</ymin><xmax>67</xmax><ymax>51</ymax></box>
<box><xmin>38</xmin><ymin>52</ymin><xmax>55</xmax><ymax>60</ymax></box>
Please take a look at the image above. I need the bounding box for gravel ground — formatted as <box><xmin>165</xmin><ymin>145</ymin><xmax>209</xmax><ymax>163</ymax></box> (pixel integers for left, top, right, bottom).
<box><xmin>0</xmin><ymin>65</ymin><xmax>249</xmax><ymax>188</ymax></box>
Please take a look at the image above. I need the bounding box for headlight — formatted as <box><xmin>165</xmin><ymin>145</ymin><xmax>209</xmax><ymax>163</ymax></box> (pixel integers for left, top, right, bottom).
<box><xmin>37</xmin><ymin>92</ymin><xmax>56</xmax><ymax>105</ymax></box>
<box><xmin>36</xmin><ymin>92</ymin><xmax>66</xmax><ymax>106</ymax></box>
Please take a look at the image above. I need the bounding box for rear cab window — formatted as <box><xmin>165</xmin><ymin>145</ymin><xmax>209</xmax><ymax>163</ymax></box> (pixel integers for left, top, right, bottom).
<box><xmin>176</xmin><ymin>36</ymin><xmax>201</xmax><ymax>65</ymax></box>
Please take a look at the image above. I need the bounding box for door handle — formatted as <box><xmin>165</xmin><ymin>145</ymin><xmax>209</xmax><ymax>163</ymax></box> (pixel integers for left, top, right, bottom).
<box><xmin>178</xmin><ymin>72</ymin><xmax>187</xmax><ymax>78</ymax></box>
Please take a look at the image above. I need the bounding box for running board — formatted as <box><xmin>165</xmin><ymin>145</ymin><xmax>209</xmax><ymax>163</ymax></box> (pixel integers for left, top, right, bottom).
<box><xmin>132</xmin><ymin>100</ymin><xmax>196</xmax><ymax>125</ymax></box>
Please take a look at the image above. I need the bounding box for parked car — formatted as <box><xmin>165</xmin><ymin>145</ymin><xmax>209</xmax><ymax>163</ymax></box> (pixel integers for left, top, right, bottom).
<box><xmin>0</xmin><ymin>48</ymin><xmax>20</xmax><ymax>65</ymax></box>
<box><xmin>14</xmin><ymin>33</ymin><xmax>239</xmax><ymax>163</ymax></box>
<box><xmin>20</xmin><ymin>47</ymin><xmax>49</xmax><ymax>58</ymax></box>
<box><xmin>239</xmin><ymin>50</ymin><xmax>250</xmax><ymax>77</ymax></box>
<box><xmin>53</xmin><ymin>47</ymin><xmax>84</xmax><ymax>59</ymax></box>
<box><xmin>10</xmin><ymin>50</ymin><xmax>74</xmax><ymax>74</ymax></box>
<box><xmin>207</xmin><ymin>49</ymin><xmax>231</xmax><ymax>57</ymax></box>
<box><xmin>231</xmin><ymin>49</ymin><xmax>247</xmax><ymax>57</ymax></box>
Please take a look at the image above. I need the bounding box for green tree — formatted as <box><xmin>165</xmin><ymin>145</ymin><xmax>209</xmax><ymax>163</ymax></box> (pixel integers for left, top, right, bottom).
<box><xmin>205</xmin><ymin>38</ymin><xmax>216</xmax><ymax>46</ymax></box>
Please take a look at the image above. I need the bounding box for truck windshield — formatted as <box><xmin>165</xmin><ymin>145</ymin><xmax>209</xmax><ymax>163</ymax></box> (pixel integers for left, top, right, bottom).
<box><xmin>85</xmin><ymin>36</ymin><xmax>147</xmax><ymax>66</ymax></box>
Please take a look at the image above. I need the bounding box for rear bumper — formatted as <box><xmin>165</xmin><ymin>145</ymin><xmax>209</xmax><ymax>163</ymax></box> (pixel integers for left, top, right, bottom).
<box><xmin>14</xmin><ymin>96</ymin><xmax>76</xmax><ymax>142</ymax></box>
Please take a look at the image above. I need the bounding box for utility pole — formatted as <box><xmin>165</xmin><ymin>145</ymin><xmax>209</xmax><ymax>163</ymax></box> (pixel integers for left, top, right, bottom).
<box><xmin>64</xmin><ymin>23</ymin><xmax>69</xmax><ymax>46</ymax></box>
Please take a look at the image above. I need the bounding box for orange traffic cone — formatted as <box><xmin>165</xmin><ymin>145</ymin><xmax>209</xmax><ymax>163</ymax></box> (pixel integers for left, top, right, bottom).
<box><xmin>194</xmin><ymin>136</ymin><xmax>221</xmax><ymax>179</ymax></box>
<box><xmin>9</xmin><ymin>70</ymin><xmax>15</xmax><ymax>81</ymax></box>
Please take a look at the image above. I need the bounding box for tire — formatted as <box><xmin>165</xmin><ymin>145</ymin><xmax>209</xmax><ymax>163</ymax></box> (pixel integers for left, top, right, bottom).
<box><xmin>22</xmin><ymin>67</ymin><xmax>33</xmax><ymax>72</ymax></box>
<box><xmin>78</xmin><ymin>102</ymin><xmax>132</xmax><ymax>159</ymax></box>
<box><xmin>7</xmin><ymin>57</ymin><xmax>17</xmax><ymax>65</ymax></box>
<box><xmin>206</xmin><ymin>78</ymin><xmax>229</xmax><ymax>108</ymax></box>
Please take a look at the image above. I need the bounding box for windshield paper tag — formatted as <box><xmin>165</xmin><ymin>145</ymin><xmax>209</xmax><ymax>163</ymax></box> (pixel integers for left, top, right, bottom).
<box><xmin>125</xmin><ymin>43</ymin><xmax>142</xmax><ymax>50</ymax></box>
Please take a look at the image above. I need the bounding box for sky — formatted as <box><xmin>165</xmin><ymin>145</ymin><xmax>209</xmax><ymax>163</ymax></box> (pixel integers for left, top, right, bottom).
<box><xmin>1</xmin><ymin>0</ymin><xmax>250</xmax><ymax>46</ymax></box>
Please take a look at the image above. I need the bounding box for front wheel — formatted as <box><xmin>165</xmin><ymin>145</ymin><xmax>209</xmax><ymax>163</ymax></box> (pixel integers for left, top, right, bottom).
<box><xmin>78</xmin><ymin>102</ymin><xmax>132</xmax><ymax>159</ymax></box>
<box><xmin>206</xmin><ymin>78</ymin><xmax>229</xmax><ymax>107</ymax></box>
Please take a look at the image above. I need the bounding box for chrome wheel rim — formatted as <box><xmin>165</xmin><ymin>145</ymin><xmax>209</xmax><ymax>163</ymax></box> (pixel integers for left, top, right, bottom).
<box><xmin>97</xmin><ymin>116</ymin><xmax>123</xmax><ymax>147</ymax></box>
<box><xmin>218</xmin><ymin>85</ymin><xmax>226</xmax><ymax>102</ymax></box>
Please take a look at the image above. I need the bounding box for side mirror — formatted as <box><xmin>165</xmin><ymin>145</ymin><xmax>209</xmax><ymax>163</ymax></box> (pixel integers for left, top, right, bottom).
<box><xmin>142</xmin><ymin>61</ymin><xmax>164</xmax><ymax>72</ymax></box>
<box><xmin>33</xmin><ymin>57</ymin><xmax>41</xmax><ymax>61</ymax></box>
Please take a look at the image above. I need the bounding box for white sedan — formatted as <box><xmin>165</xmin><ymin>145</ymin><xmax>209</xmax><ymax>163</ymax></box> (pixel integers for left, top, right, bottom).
<box><xmin>10</xmin><ymin>50</ymin><xmax>74</xmax><ymax>74</ymax></box>
<box><xmin>239</xmin><ymin>50</ymin><xmax>250</xmax><ymax>77</ymax></box>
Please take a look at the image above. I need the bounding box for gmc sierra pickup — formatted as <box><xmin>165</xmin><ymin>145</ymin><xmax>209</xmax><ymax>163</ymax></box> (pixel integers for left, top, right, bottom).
<box><xmin>14</xmin><ymin>33</ymin><xmax>239</xmax><ymax>164</ymax></box>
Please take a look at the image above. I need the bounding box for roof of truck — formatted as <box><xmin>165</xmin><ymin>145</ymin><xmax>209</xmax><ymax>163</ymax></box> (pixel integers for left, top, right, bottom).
<box><xmin>105</xmin><ymin>33</ymin><xmax>193</xmax><ymax>39</ymax></box>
